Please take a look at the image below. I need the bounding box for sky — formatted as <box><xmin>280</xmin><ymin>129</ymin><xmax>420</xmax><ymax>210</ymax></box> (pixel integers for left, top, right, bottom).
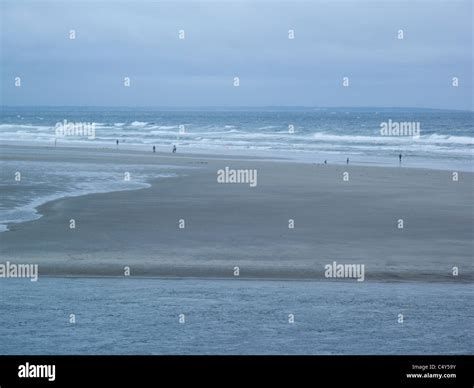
<box><xmin>1</xmin><ymin>0</ymin><xmax>472</xmax><ymax>109</ymax></box>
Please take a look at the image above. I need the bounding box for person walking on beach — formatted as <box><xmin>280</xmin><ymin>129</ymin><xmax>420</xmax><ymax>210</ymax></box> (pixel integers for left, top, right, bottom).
<box><xmin>172</xmin><ymin>145</ymin><xmax>177</xmax><ymax>153</ymax></box>
<box><xmin>153</xmin><ymin>145</ymin><xmax>156</xmax><ymax>153</ymax></box>
<box><xmin>346</xmin><ymin>157</ymin><xmax>349</xmax><ymax>165</ymax></box>
<box><xmin>116</xmin><ymin>139</ymin><xmax>119</xmax><ymax>148</ymax></box>
<box><xmin>399</xmin><ymin>153</ymin><xmax>402</xmax><ymax>165</ymax></box>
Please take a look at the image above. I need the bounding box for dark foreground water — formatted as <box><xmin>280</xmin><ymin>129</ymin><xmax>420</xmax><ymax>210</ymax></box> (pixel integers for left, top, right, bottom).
<box><xmin>0</xmin><ymin>278</ymin><xmax>472</xmax><ymax>354</ymax></box>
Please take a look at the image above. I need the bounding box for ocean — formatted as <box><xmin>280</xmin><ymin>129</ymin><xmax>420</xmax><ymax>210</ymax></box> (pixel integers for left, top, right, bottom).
<box><xmin>1</xmin><ymin>107</ymin><xmax>473</xmax><ymax>170</ymax></box>
<box><xmin>0</xmin><ymin>277</ymin><xmax>472</xmax><ymax>355</ymax></box>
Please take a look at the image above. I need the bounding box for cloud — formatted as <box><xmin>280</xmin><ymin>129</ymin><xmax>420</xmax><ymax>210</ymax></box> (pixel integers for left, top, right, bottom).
<box><xmin>1</xmin><ymin>0</ymin><xmax>472</xmax><ymax>109</ymax></box>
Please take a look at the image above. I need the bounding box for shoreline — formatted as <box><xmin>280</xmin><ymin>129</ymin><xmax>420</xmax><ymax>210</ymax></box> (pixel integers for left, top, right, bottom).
<box><xmin>2</xmin><ymin>140</ymin><xmax>472</xmax><ymax>172</ymax></box>
<box><xmin>4</xmin><ymin>273</ymin><xmax>471</xmax><ymax>284</ymax></box>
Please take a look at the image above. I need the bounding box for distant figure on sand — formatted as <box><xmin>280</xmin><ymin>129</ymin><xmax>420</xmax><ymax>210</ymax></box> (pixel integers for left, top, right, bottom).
<box><xmin>346</xmin><ymin>157</ymin><xmax>349</xmax><ymax>165</ymax></box>
<box><xmin>399</xmin><ymin>153</ymin><xmax>402</xmax><ymax>165</ymax></box>
<box><xmin>153</xmin><ymin>145</ymin><xmax>156</xmax><ymax>153</ymax></box>
<box><xmin>324</xmin><ymin>160</ymin><xmax>327</xmax><ymax>164</ymax></box>
<box><xmin>172</xmin><ymin>145</ymin><xmax>177</xmax><ymax>153</ymax></box>
<box><xmin>116</xmin><ymin>139</ymin><xmax>119</xmax><ymax>147</ymax></box>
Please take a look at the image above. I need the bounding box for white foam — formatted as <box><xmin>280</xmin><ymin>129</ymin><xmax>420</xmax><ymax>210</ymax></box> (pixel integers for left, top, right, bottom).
<box><xmin>130</xmin><ymin>121</ymin><xmax>149</xmax><ymax>127</ymax></box>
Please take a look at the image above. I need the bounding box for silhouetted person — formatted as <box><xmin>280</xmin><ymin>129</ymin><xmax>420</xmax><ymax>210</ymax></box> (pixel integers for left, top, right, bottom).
<box><xmin>153</xmin><ymin>145</ymin><xmax>156</xmax><ymax>153</ymax></box>
<box><xmin>399</xmin><ymin>153</ymin><xmax>402</xmax><ymax>165</ymax></box>
<box><xmin>324</xmin><ymin>160</ymin><xmax>327</xmax><ymax>164</ymax></box>
<box><xmin>346</xmin><ymin>157</ymin><xmax>349</xmax><ymax>165</ymax></box>
<box><xmin>116</xmin><ymin>139</ymin><xmax>119</xmax><ymax>147</ymax></box>
<box><xmin>172</xmin><ymin>145</ymin><xmax>177</xmax><ymax>153</ymax></box>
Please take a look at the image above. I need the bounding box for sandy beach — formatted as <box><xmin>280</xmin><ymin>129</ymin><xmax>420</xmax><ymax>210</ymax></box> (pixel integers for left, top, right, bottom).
<box><xmin>1</xmin><ymin>144</ymin><xmax>472</xmax><ymax>282</ymax></box>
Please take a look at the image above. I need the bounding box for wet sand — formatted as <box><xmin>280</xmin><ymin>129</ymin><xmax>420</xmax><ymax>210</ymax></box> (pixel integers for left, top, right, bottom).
<box><xmin>1</xmin><ymin>145</ymin><xmax>473</xmax><ymax>281</ymax></box>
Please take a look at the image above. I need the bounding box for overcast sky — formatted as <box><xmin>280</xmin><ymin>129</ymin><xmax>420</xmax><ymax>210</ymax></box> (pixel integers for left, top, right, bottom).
<box><xmin>1</xmin><ymin>0</ymin><xmax>472</xmax><ymax>109</ymax></box>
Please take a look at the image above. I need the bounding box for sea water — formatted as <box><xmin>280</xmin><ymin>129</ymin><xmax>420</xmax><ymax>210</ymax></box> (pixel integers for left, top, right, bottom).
<box><xmin>1</xmin><ymin>107</ymin><xmax>473</xmax><ymax>171</ymax></box>
<box><xmin>0</xmin><ymin>277</ymin><xmax>472</xmax><ymax>355</ymax></box>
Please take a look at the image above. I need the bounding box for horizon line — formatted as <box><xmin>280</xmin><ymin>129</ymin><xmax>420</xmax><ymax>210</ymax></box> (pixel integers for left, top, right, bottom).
<box><xmin>1</xmin><ymin>105</ymin><xmax>472</xmax><ymax>112</ymax></box>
